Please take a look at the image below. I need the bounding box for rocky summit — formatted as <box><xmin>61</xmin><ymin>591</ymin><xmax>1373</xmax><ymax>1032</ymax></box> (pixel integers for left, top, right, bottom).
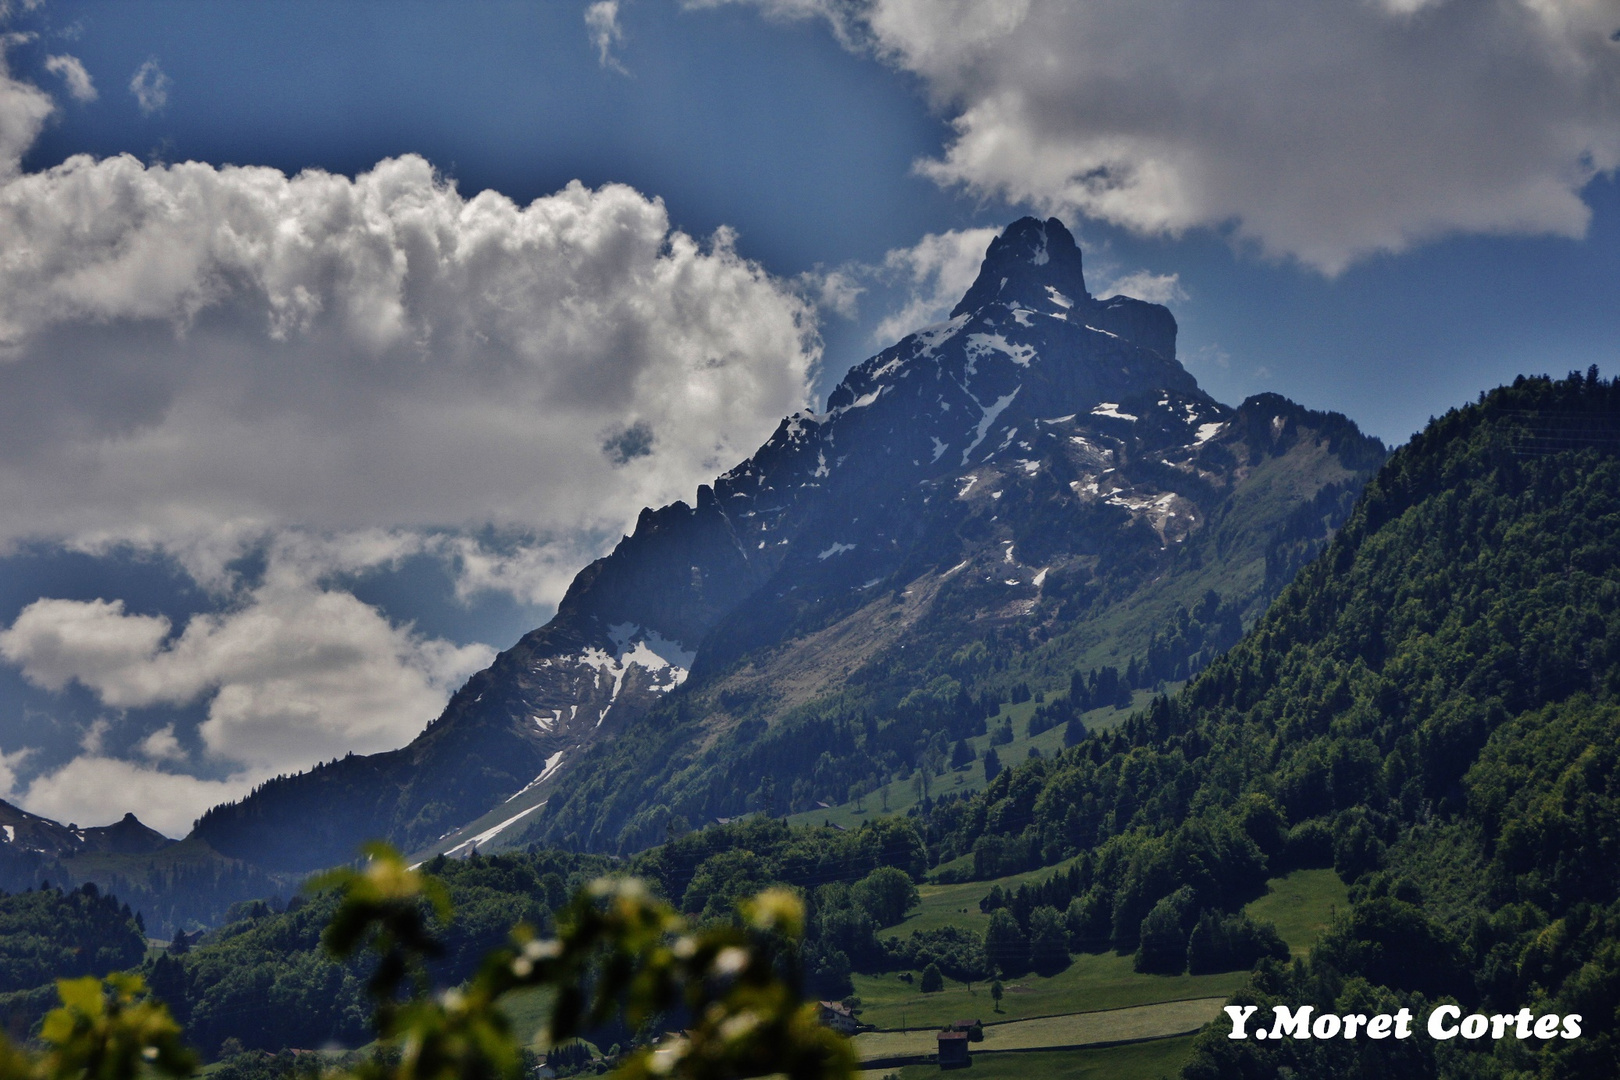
<box><xmin>188</xmin><ymin>218</ymin><xmax>1384</xmax><ymax>872</ymax></box>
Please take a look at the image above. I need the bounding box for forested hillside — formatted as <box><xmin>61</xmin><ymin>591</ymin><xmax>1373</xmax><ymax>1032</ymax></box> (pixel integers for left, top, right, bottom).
<box><xmin>4</xmin><ymin>371</ymin><xmax>1614</xmax><ymax>1080</ymax></box>
<box><xmin>0</xmin><ymin>883</ymin><xmax>146</xmax><ymax>1038</ymax></box>
<box><xmin>885</xmin><ymin>370</ymin><xmax>1620</xmax><ymax>1078</ymax></box>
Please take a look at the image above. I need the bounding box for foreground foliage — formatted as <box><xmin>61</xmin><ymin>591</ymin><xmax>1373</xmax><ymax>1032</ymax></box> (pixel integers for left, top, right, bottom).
<box><xmin>0</xmin><ymin>848</ymin><xmax>852</xmax><ymax>1080</ymax></box>
<box><xmin>0</xmin><ymin>885</ymin><xmax>147</xmax><ymax>1038</ymax></box>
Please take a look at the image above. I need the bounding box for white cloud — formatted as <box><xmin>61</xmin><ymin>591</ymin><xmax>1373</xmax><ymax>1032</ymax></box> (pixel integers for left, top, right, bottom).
<box><xmin>0</xmin><ymin>745</ymin><xmax>31</xmax><ymax>799</ymax></box>
<box><xmin>0</xmin><ymin>46</ymin><xmax>827</xmax><ymax>831</ymax></box>
<box><xmin>0</xmin><ymin>599</ymin><xmax>171</xmax><ymax>696</ymax></box>
<box><xmin>585</xmin><ymin>1</ymin><xmax>629</xmax><ymax>72</ymax></box>
<box><xmin>1098</xmin><ymin>270</ymin><xmax>1186</xmax><ymax>306</ymax></box>
<box><xmin>0</xmin><ymin>38</ymin><xmax>52</xmax><ymax>179</ymax></box>
<box><xmin>0</xmin><ymin>572</ymin><xmax>494</xmax><ymax>773</ymax></box>
<box><xmin>722</xmin><ymin>0</ymin><xmax>1620</xmax><ymax>274</ymax></box>
<box><xmin>128</xmin><ymin>57</ymin><xmax>168</xmax><ymax>114</ymax></box>
<box><xmin>16</xmin><ymin>755</ymin><xmax>252</xmax><ymax>836</ymax></box>
<box><xmin>139</xmin><ymin>723</ymin><xmax>184</xmax><ymax>762</ymax></box>
<box><xmin>804</xmin><ymin>266</ymin><xmax>864</xmax><ymax>320</ymax></box>
<box><xmin>79</xmin><ymin>716</ymin><xmax>112</xmax><ymax>754</ymax></box>
<box><xmin>0</xmin><ymin>141</ymin><xmax>818</xmax><ymax>590</ymax></box>
<box><xmin>0</xmin><ymin>529</ymin><xmax>498</xmax><ymax>830</ymax></box>
<box><xmin>441</xmin><ymin>533</ymin><xmax>605</xmax><ymax>607</ymax></box>
<box><xmin>871</xmin><ymin>226</ymin><xmax>999</xmax><ymax>342</ymax></box>
<box><xmin>43</xmin><ymin>53</ymin><xmax>94</xmax><ymax>102</ymax></box>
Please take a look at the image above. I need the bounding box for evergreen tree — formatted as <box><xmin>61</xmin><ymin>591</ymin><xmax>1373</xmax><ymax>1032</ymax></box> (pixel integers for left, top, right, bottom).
<box><xmin>949</xmin><ymin>739</ymin><xmax>975</xmax><ymax>769</ymax></box>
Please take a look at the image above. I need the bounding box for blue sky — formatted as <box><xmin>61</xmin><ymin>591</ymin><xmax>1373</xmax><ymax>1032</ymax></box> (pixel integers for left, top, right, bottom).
<box><xmin>0</xmin><ymin>0</ymin><xmax>1615</xmax><ymax>833</ymax></box>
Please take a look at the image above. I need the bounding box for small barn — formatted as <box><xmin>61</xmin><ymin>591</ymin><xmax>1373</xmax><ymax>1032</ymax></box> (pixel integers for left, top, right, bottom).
<box><xmin>936</xmin><ymin>1029</ymin><xmax>970</xmax><ymax>1068</ymax></box>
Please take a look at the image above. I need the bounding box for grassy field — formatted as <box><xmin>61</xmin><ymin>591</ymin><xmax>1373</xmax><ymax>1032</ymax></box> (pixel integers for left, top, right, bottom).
<box><xmin>497</xmin><ymin>985</ymin><xmax>559</xmax><ymax>1047</ymax></box>
<box><xmin>485</xmin><ymin>868</ymin><xmax>1340</xmax><ymax>1050</ymax></box>
<box><xmin>852</xmin><ymin>948</ymin><xmax>1245</xmax><ymax>1031</ymax></box>
<box><xmin>890</xmin><ymin>860</ymin><xmax>1085</xmax><ymax>937</ymax></box>
<box><xmin>853</xmin><ymin>997</ymin><xmax>1223</xmax><ymax>1062</ymax></box>
<box><xmin>1242</xmin><ymin>868</ymin><xmax>1348</xmax><ymax>957</ymax></box>
<box><xmin>859</xmin><ymin>1034</ymin><xmax>1198</xmax><ymax>1080</ymax></box>
<box><xmin>786</xmin><ymin>691</ymin><xmax>1161</xmax><ymax>833</ymax></box>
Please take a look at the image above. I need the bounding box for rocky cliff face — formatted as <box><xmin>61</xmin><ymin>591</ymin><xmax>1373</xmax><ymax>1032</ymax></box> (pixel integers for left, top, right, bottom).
<box><xmin>191</xmin><ymin>218</ymin><xmax>1384</xmax><ymax>872</ymax></box>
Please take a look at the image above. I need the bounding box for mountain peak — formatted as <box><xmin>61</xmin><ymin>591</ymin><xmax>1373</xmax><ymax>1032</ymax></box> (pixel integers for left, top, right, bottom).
<box><xmin>951</xmin><ymin>216</ymin><xmax>1089</xmax><ymax>318</ymax></box>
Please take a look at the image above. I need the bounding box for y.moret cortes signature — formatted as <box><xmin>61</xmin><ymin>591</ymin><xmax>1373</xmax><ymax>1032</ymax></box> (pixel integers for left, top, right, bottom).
<box><xmin>1225</xmin><ymin>1004</ymin><xmax>1582</xmax><ymax>1042</ymax></box>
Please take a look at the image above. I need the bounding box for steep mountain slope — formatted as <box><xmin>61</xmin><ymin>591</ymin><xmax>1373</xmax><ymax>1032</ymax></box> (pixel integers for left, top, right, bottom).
<box><xmin>876</xmin><ymin>369</ymin><xmax>1620</xmax><ymax>1079</ymax></box>
<box><xmin>190</xmin><ymin>218</ymin><xmax>1383</xmax><ymax>873</ymax></box>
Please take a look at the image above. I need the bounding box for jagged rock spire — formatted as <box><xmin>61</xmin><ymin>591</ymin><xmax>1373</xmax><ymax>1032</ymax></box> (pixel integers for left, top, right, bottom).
<box><xmin>952</xmin><ymin>217</ymin><xmax>1089</xmax><ymax>318</ymax></box>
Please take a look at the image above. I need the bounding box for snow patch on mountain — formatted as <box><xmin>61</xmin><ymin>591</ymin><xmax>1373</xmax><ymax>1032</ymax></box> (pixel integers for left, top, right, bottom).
<box><xmin>965</xmin><ymin>332</ymin><xmax>1035</xmax><ymax>372</ymax></box>
<box><xmin>962</xmin><ymin>387</ymin><xmax>1021</xmax><ymax>464</ymax></box>
<box><xmin>913</xmin><ymin>314</ymin><xmax>970</xmax><ymax>357</ymax></box>
<box><xmin>572</xmin><ymin>625</ymin><xmax>696</xmax><ymax>725</ymax></box>
<box><xmin>445</xmin><ymin>800</ymin><xmax>547</xmax><ymax>858</ymax></box>
<box><xmin>605</xmin><ymin>623</ymin><xmax>695</xmax><ymax>683</ymax></box>
<box><xmin>505</xmin><ymin>750</ymin><xmax>567</xmax><ymax>803</ymax></box>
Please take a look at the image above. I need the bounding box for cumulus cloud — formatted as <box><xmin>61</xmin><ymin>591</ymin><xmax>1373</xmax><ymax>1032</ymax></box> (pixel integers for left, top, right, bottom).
<box><xmin>870</xmin><ymin>226</ymin><xmax>998</xmax><ymax>341</ymax></box>
<box><xmin>0</xmin><ymin>530</ymin><xmax>497</xmax><ymax>831</ymax></box>
<box><xmin>0</xmin><ymin>151</ymin><xmax>817</xmax><ymax>567</ymax></box>
<box><xmin>128</xmin><ymin>56</ymin><xmax>168</xmax><ymax>114</ymax></box>
<box><xmin>0</xmin><ymin>571</ymin><xmax>494</xmax><ymax>773</ymax></box>
<box><xmin>439</xmin><ymin>532</ymin><xmax>606</xmax><ymax>607</ymax></box>
<box><xmin>585</xmin><ymin>1</ymin><xmax>629</xmax><ymax>72</ymax></box>
<box><xmin>139</xmin><ymin>723</ymin><xmax>184</xmax><ymax>762</ymax></box>
<box><xmin>0</xmin><ymin>62</ymin><xmax>821</xmax><ymax>828</ymax></box>
<box><xmin>804</xmin><ymin>266</ymin><xmax>864</xmax><ymax>320</ymax></box>
<box><xmin>717</xmin><ymin>0</ymin><xmax>1620</xmax><ymax>274</ymax></box>
<box><xmin>0</xmin><ymin>745</ymin><xmax>31</xmax><ymax>798</ymax></box>
<box><xmin>790</xmin><ymin>226</ymin><xmax>997</xmax><ymax>344</ymax></box>
<box><xmin>1098</xmin><ymin>269</ymin><xmax>1186</xmax><ymax>306</ymax></box>
<box><xmin>0</xmin><ymin>38</ymin><xmax>52</xmax><ymax>178</ymax></box>
<box><xmin>43</xmin><ymin>53</ymin><xmax>94</xmax><ymax>101</ymax></box>
<box><xmin>78</xmin><ymin>716</ymin><xmax>112</xmax><ymax>754</ymax></box>
<box><xmin>16</xmin><ymin>755</ymin><xmax>252</xmax><ymax>836</ymax></box>
<box><xmin>2</xmin><ymin>601</ymin><xmax>167</xmax><ymax>696</ymax></box>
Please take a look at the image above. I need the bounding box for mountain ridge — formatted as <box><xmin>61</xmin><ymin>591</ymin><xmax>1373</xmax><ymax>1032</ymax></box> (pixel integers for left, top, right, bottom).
<box><xmin>187</xmin><ymin>217</ymin><xmax>1385</xmax><ymax>873</ymax></box>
